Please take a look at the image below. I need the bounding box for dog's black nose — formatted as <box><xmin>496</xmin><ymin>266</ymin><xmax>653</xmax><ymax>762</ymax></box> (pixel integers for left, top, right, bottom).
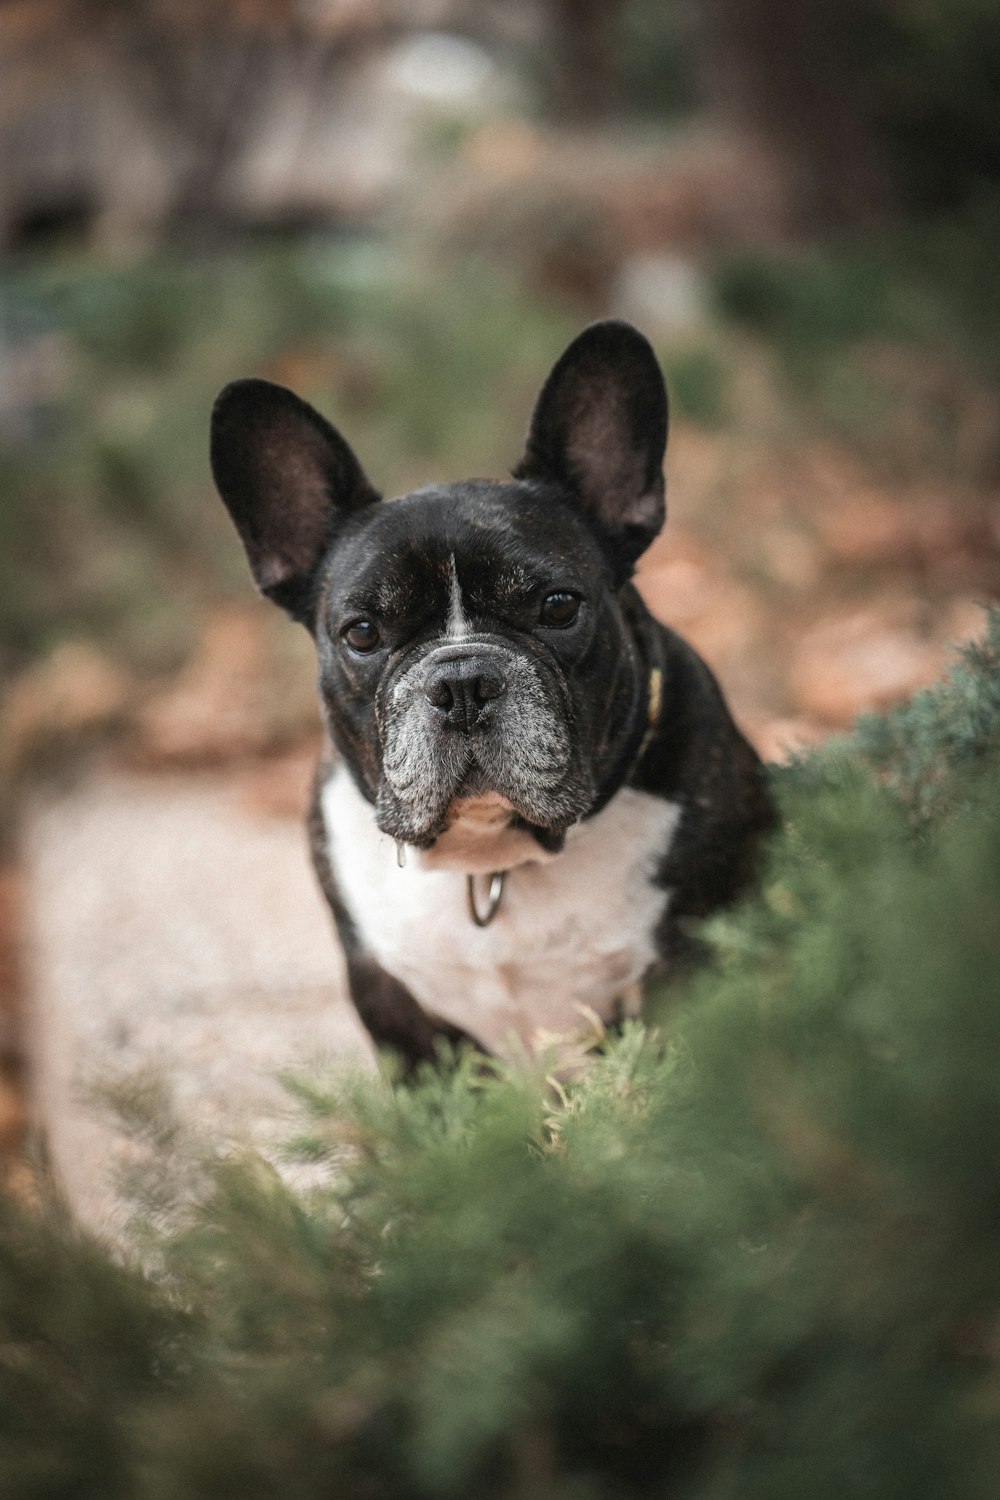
<box><xmin>424</xmin><ymin>654</ymin><xmax>507</xmax><ymax>730</ymax></box>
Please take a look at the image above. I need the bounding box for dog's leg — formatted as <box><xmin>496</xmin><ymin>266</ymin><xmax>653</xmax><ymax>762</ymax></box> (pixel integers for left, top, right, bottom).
<box><xmin>309</xmin><ymin>768</ymin><xmax>489</xmax><ymax>1078</ymax></box>
<box><xmin>346</xmin><ymin>954</ymin><xmax>490</xmax><ymax>1079</ymax></box>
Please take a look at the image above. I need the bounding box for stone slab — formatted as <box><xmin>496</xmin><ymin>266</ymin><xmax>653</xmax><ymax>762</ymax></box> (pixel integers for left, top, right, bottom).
<box><xmin>22</xmin><ymin>763</ymin><xmax>375</xmax><ymax>1236</ymax></box>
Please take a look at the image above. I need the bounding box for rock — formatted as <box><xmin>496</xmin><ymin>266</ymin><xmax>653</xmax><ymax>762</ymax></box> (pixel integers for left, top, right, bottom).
<box><xmin>612</xmin><ymin>254</ymin><xmax>707</xmax><ymax>338</ymax></box>
<box><xmin>23</xmin><ymin>765</ymin><xmax>375</xmax><ymax>1238</ymax></box>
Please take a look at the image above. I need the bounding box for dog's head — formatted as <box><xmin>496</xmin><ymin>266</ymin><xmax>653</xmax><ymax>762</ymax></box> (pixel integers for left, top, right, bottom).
<box><xmin>211</xmin><ymin>321</ymin><xmax>668</xmax><ymax>854</ymax></box>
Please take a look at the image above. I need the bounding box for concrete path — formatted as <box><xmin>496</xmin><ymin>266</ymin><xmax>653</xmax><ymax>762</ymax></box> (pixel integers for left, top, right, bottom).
<box><xmin>22</xmin><ymin>761</ymin><xmax>375</xmax><ymax>1237</ymax></box>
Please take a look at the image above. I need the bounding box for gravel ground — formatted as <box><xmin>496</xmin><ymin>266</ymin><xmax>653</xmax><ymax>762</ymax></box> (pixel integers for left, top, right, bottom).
<box><xmin>22</xmin><ymin>762</ymin><xmax>375</xmax><ymax>1238</ymax></box>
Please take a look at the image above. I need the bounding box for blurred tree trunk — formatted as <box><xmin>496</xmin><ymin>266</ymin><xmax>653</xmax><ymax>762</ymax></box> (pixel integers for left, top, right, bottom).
<box><xmin>546</xmin><ymin>0</ymin><xmax>626</xmax><ymax>123</ymax></box>
<box><xmin>11</xmin><ymin>0</ymin><xmax>407</xmax><ymax>243</ymax></box>
<box><xmin>112</xmin><ymin>20</ymin><xmax>278</xmax><ymax>236</ymax></box>
<box><xmin>697</xmin><ymin>0</ymin><xmax>893</xmax><ymax>231</ymax></box>
<box><xmin>100</xmin><ymin>7</ymin><xmax>391</xmax><ymax>240</ymax></box>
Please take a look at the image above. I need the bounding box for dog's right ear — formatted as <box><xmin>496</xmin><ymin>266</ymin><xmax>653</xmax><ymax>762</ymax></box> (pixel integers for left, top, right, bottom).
<box><xmin>210</xmin><ymin>379</ymin><xmax>380</xmax><ymax>623</ymax></box>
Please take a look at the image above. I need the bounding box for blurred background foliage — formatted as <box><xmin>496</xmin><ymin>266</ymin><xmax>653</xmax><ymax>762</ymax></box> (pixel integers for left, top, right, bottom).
<box><xmin>1</xmin><ymin>0</ymin><xmax>999</xmax><ymax>685</ymax></box>
<box><xmin>2</xmin><ymin>7</ymin><xmax>1000</xmax><ymax>1492</ymax></box>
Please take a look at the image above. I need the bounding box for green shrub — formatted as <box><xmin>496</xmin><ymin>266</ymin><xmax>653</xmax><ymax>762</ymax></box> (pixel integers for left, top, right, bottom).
<box><xmin>663</xmin><ymin>345</ymin><xmax>728</xmax><ymax>428</ymax></box>
<box><xmin>710</xmin><ymin>229</ymin><xmax>1000</xmax><ymax>476</ymax></box>
<box><xmin>0</xmin><ymin>247</ymin><xmax>572</xmax><ymax>676</ymax></box>
<box><xmin>2</xmin><ymin>614</ymin><xmax>1000</xmax><ymax>1496</ymax></box>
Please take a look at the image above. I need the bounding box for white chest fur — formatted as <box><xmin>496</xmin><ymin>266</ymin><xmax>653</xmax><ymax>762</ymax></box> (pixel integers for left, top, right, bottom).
<box><xmin>321</xmin><ymin>767</ymin><xmax>681</xmax><ymax>1060</ymax></box>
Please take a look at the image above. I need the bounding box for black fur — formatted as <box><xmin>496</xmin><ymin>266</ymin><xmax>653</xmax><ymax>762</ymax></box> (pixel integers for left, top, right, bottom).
<box><xmin>212</xmin><ymin>321</ymin><xmax>775</xmax><ymax>1070</ymax></box>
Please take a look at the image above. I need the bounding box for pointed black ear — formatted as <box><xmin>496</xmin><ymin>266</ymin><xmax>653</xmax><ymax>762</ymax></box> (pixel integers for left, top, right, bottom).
<box><xmin>210</xmin><ymin>378</ymin><xmax>379</xmax><ymax>622</ymax></box>
<box><xmin>513</xmin><ymin>320</ymin><xmax>668</xmax><ymax>573</ymax></box>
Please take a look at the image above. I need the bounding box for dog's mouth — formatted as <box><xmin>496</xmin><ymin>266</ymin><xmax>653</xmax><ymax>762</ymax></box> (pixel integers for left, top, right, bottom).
<box><xmin>454</xmin><ymin>763</ymin><xmax>497</xmax><ymax>799</ymax></box>
<box><xmin>412</xmin><ymin>789</ymin><xmax>569</xmax><ymax>872</ymax></box>
<box><xmin>375</xmin><ymin>747</ymin><xmax>588</xmax><ymax>853</ymax></box>
<box><xmin>444</xmin><ymin>785</ymin><xmax>569</xmax><ymax>856</ymax></box>
<box><xmin>374</xmin><ymin>643</ymin><xmax>595</xmax><ymax>850</ymax></box>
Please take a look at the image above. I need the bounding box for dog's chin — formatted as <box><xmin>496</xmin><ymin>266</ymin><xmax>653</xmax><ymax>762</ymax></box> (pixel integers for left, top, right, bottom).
<box><xmin>374</xmin><ymin>773</ymin><xmax>584</xmax><ymax>861</ymax></box>
<box><xmin>374</xmin><ymin>711</ymin><xmax>596</xmax><ymax>855</ymax></box>
<box><xmin>413</xmin><ymin>790</ymin><xmax>571</xmax><ymax>873</ymax></box>
<box><xmin>373</xmin><ymin>798</ymin><xmax>451</xmax><ymax>851</ymax></box>
<box><xmin>447</xmin><ymin>791</ymin><xmax>569</xmax><ymax>857</ymax></box>
<box><xmin>453</xmin><ymin>764</ymin><xmax>494</xmax><ymax>799</ymax></box>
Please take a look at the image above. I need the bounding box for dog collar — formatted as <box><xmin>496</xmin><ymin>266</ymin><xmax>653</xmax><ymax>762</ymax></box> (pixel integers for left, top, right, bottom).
<box><xmin>637</xmin><ymin>664</ymin><xmax>663</xmax><ymax>764</ymax></box>
<box><xmin>462</xmin><ymin>665</ymin><xmax>663</xmax><ymax>930</ymax></box>
<box><xmin>466</xmin><ymin>870</ymin><xmax>506</xmax><ymax>927</ymax></box>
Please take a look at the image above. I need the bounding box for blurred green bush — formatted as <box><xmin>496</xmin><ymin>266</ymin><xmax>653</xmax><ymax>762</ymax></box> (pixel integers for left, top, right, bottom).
<box><xmin>1</xmin><ymin>612</ymin><xmax>999</xmax><ymax>1498</ymax></box>
<box><xmin>711</xmin><ymin>204</ymin><xmax>1000</xmax><ymax>478</ymax></box>
<box><xmin>1</xmin><ymin>210</ymin><xmax>997</xmax><ymax>681</ymax></box>
<box><xmin>0</xmin><ymin>245</ymin><xmax>574</xmax><ymax>677</ymax></box>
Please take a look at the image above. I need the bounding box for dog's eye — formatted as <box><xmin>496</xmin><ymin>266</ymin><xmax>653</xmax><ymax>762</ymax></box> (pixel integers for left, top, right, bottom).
<box><xmin>343</xmin><ymin>619</ymin><xmax>381</xmax><ymax>653</ymax></box>
<box><xmin>539</xmin><ymin>591</ymin><xmax>580</xmax><ymax>628</ymax></box>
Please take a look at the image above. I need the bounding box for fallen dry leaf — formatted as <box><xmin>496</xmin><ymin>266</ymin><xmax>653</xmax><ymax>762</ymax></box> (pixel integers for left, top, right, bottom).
<box><xmin>133</xmin><ymin>605</ymin><xmax>318</xmax><ymax>766</ymax></box>
<box><xmin>789</xmin><ymin>610</ymin><xmax>947</xmax><ymax>726</ymax></box>
<box><xmin>0</xmin><ymin>642</ymin><xmax>132</xmax><ymax>779</ymax></box>
<box><xmin>746</xmin><ymin>717</ymin><xmax>829</xmax><ymax>764</ymax></box>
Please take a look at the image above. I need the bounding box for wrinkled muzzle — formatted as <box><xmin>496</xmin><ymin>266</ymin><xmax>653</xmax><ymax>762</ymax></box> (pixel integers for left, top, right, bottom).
<box><xmin>374</xmin><ymin>640</ymin><xmax>593</xmax><ymax>847</ymax></box>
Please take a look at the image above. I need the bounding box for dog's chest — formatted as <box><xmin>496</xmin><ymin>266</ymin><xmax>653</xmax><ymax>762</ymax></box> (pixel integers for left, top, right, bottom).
<box><xmin>321</xmin><ymin>767</ymin><xmax>680</xmax><ymax>1057</ymax></box>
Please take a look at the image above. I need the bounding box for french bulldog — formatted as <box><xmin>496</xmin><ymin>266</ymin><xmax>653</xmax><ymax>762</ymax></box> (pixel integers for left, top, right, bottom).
<box><xmin>210</xmin><ymin>321</ymin><xmax>774</xmax><ymax>1073</ymax></box>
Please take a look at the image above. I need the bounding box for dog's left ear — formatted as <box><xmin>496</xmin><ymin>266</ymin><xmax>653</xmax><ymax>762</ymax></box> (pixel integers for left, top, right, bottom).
<box><xmin>514</xmin><ymin>320</ymin><xmax>668</xmax><ymax>575</ymax></box>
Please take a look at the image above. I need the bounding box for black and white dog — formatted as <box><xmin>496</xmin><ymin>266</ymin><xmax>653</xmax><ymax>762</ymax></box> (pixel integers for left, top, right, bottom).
<box><xmin>211</xmin><ymin>321</ymin><xmax>774</xmax><ymax>1072</ymax></box>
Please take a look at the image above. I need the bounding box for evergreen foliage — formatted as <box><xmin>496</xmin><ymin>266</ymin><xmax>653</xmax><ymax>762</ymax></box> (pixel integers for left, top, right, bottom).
<box><xmin>3</xmin><ymin>613</ymin><xmax>1000</xmax><ymax>1498</ymax></box>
